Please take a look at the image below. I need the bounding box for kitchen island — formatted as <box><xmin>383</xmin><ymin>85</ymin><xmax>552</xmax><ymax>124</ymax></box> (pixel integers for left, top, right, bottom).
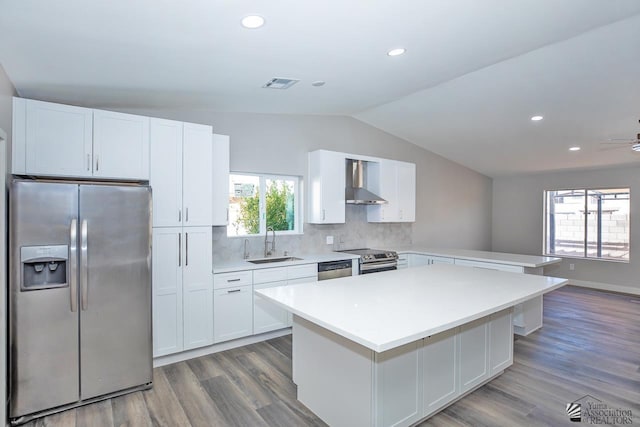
<box><xmin>257</xmin><ymin>264</ymin><xmax>567</xmax><ymax>427</ymax></box>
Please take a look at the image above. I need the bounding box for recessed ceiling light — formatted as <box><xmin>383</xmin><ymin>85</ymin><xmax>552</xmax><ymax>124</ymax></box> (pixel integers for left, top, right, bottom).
<box><xmin>241</xmin><ymin>15</ymin><xmax>265</xmax><ymax>29</ymax></box>
<box><xmin>569</xmin><ymin>146</ymin><xmax>581</xmax><ymax>151</ymax></box>
<box><xmin>387</xmin><ymin>48</ymin><xmax>406</xmax><ymax>57</ymax></box>
<box><xmin>530</xmin><ymin>115</ymin><xmax>544</xmax><ymax>121</ymax></box>
<box><xmin>311</xmin><ymin>81</ymin><xmax>326</xmax><ymax>87</ymax></box>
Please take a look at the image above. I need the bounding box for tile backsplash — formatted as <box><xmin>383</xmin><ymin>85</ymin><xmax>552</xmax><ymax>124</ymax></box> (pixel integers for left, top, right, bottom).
<box><xmin>212</xmin><ymin>205</ymin><xmax>413</xmax><ymax>263</ymax></box>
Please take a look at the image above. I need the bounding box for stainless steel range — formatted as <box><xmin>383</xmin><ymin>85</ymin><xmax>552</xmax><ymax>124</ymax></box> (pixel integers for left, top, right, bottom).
<box><xmin>338</xmin><ymin>248</ymin><xmax>398</xmax><ymax>274</ymax></box>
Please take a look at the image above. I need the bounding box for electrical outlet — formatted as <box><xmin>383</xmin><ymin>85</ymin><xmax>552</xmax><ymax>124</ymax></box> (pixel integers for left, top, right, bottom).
<box><xmin>326</xmin><ymin>235</ymin><xmax>334</xmax><ymax>245</ymax></box>
<box><xmin>569</xmin><ymin>263</ymin><xmax>575</xmax><ymax>271</ymax></box>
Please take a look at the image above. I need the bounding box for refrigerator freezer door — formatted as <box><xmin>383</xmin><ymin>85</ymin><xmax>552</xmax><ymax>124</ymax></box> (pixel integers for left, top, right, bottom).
<box><xmin>78</xmin><ymin>184</ymin><xmax>152</xmax><ymax>399</ymax></box>
<box><xmin>9</xmin><ymin>181</ymin><xmax>80</xmax><ymax>418</ymax></box>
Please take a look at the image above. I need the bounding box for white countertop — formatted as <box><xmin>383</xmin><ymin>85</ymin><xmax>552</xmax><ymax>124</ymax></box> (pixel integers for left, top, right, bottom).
<box><xmin>256</xmin><ymin>264</ymin><xmax>567</xmax><ymax>353</ymax></box>
<box><xmin>213</xmin><ymin>252</ymin><xmax>360</xmax><ymax>273</ymax></box>
<box><xmin>393</xmin><ymin>246</ymin><xmax>561</xmax><ymax>268</ymax></box>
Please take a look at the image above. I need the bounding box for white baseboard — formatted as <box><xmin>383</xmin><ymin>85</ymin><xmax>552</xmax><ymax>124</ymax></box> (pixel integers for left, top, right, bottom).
<box><xmin>567</xmin><ymin>279</ymin><xmax>640</xmax><ymax>296</ymax></box>
<box><xmin>153</xmin><ymin>328</ymin><xmax>292</xmax><ymax>368</ymax></box>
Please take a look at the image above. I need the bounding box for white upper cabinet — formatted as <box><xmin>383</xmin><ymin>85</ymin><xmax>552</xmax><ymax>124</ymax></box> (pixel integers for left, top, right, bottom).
<box><xmin>182</xmin><ymin>123</ymin><xmax>213</xmax><ymax>227</ymax></box>
<box><xmin>14</xmin><ymin>98</ymin><xmax>93</xmax><ymax>177</ymax></box>
<box><xmin>13</xmin><ymin>97</ymin><xmax>150</xmax><ymax>180</ymax></box>
<box><xmin>396</xmin><ymin>161</ymin><xmax>416</xmax><ymax>222</ymax></box>
<box><xmin>212</xmin><ymin>134</ymin><xmax>230</xmax><ymax>226</ymax></box>
<box><xmin>150</xmin><ymin>119</ymin><xmax>184</xmax><ymax>227</ymax></box>
<box><xmin>308</xmin><ymin>150</ymin><xmax>346</xmax><ymax>224</ymax></box>
<box><xmin>150</xmin><ymin>119</ymin><xmax>214</xmax><ymax>227</ymax></box>
<box><xmin>368</xmin><ymin>159</ymin><xmax>416</xmax><ymax>223</ymax></box>
<box><xmin>92</xmin><ymin>110</ymin><xmax>149</xmax><ymax>180</ymax></box>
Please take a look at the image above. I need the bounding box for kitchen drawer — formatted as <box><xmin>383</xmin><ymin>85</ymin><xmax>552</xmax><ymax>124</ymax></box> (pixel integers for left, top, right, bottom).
<box><xmin>288</xmin><ymin>263</ymin><xmax>317</xmax><ymax>280</ymax></box>
<box><xmin>214</xmin><ymin>270</ymin><xmax>253</xmax><ymax>289</ymax></box>
<box><xmin>253</xmin><ymin>267</ymin><xmax>288</xmax><ymax>284</ymax></box>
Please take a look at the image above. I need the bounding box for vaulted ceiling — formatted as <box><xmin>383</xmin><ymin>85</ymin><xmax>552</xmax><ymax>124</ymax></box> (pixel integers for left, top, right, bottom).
<box><xmin>1</xmin><ymin>0</ymin><xmax>639</xmax><ymax>176</ymax></box>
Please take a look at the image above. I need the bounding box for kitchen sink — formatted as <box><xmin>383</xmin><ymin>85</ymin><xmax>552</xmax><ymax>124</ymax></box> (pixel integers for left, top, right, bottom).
<box><xmin>247</xmin><ymin>256</ymin><xmax>303</xmax><ymax>264</ymax></box>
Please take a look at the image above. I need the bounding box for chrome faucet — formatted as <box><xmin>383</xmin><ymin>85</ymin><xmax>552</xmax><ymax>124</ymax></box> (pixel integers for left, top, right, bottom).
<box><xmin>264</xmin><ymin>227</ymin><xmax>276</xmax><ymax>257</ymax></box>
<box><xmin>243</xmin><ymin>238</ymin><xmax>250</xmax><ymax>259</ymax></box>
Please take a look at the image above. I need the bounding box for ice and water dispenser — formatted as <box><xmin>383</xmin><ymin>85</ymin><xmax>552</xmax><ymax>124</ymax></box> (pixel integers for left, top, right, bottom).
<box><xmin>20</xmin><ymin>245</ymin><xmax>69</xmax><ymax>290</ymax></box>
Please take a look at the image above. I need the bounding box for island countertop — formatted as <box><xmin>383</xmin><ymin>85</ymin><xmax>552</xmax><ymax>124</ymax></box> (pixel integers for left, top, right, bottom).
<box><xmin>256</xmin><ymin>264</ymin><xmax>567</xmax><ymax>352</ymax></box>
<box><xmin>392</xmin><ymin>246</ymin><xmax>561</xmax><ymax>268</ymax></box>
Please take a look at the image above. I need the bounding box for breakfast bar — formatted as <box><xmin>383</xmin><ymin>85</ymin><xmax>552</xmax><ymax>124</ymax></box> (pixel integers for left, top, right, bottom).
<box><xmin>257</xmin><ymin>264</ymin><xmax>567</xmax><ymax>427</ymax></box>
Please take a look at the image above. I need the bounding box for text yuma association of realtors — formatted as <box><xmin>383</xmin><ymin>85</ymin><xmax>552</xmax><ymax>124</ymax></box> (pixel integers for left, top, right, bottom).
<box><xmin>582</xmin><ymin>401</ymin><xmax>633</xmax><ymax>425</ymax></box>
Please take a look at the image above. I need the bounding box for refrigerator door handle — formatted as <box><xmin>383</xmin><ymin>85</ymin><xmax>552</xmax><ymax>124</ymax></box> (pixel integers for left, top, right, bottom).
<box><xmin>80</xmin><ymin>219</ymin><xmax>89</xmax><ymax>311</ymax></box>
<box><xmin>185</xmin><ymin>232</ymin><xmax>189</xmax><ymax>266</ymax></box>
<box><xmin>69</xmin><ymin>218</ymin><xmax>78</xmax><ymax>312</ymax></box>
<box><xmin>178</xmin><ymin>233</ymin><xmax>181</xmax><ymax>267</ymax></box>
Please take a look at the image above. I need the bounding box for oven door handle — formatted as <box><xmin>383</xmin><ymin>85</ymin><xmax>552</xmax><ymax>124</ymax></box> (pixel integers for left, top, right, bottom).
<box><xmin>360</xmin><ymin>261</ymin><xmax>398</xmax><ymax>271</ymax></box>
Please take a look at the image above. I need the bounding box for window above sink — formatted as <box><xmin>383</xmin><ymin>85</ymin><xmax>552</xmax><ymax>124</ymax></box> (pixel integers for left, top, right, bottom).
<box><xmin>227</xmin><ymin>173</ymin><xmax>302</xmax><ymax>237</ymax></box>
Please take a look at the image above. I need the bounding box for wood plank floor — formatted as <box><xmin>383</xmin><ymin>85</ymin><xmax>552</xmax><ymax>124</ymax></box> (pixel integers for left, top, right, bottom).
<box><xmin>22</xmin><ymin>286</ymin><xmax>640</xmax><ymax>427</ymax></box>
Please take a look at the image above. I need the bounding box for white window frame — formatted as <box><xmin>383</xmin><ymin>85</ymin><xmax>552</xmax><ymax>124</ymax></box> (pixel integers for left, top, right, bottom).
<box><xmin>228</xmin><ymin>172</ymin><xmax>303</xmax><ymax>237</ymax></box>
<box><xmin>543</xmin><ymin>187</ymin><xmax>630</xmax><ymax>262</ymax></box>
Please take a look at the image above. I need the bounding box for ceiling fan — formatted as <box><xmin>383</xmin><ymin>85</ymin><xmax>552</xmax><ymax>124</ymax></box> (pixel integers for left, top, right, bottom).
<box><xmin>601</xmin><ymin>133</ymin><xmax>640</xmax><ymax>152</ymax></box>
<box><xmin>601</xmin><ymin>119</ymin><xmax>640</xmax><ymax>151</ymax></box>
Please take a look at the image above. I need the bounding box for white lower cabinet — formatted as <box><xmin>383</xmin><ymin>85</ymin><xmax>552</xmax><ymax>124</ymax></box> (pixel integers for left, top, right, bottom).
<box><xmin>489</xmin><ymin>309</ymin><xmax>514</xmax><ymax>374</ymax></box>
<box><xmin>286</xmin><ymin>264</ymin><xmax>317</xmax><ymax>326</ymax></box>
<box><xmin>408</xmin><ymin>254</ymin><xmax>429</xmax><ymax>267</ymax></box>
<box><xmin>422</xmin><ymin>328</ymin><xmax>458</xmax><ymax>417</ymax></box>
<box><xmin>214</xmin><ymin>286</ymin><xmax>253</xmax><ymax>343</ymax></box>
<box><xmin>397</xmin><ymin>254</ymin><xmax>409</xmax><ymax>269</ymax></box>
<box><xmin>429</xmin><ymin>256</ymin><xmax>454</xmax><ymax>265</ymax></box>
<box><xmin>213</xmin><ymin>270</ymin><xmax>253</xmax><ymax>343</ymax></box>
<box><xmin>152</xmin><ymin>228</ymin><xmax>183</xmax><ymax>357</ymax></box>
<box><xmin>253</xmin><ymin>264</ymin><xmax>317</xmax><ymax>334</ymax></box>
<box><xmin>374</xmin><ymin>341</ymin><xmax>422</xmax><ymax>427</ymax></box>
<box><xmin>254</xmin><ymin>280</ymin><xmax>290</xmax><ymax>334</ymax></box>
<box><xmin>152</xmin><ymin>226</ymin><xmax>213</xmax><ymax>357</ymax></box>
<box><xmin>458</xmin><ymin>308</ymin><xmax>513</xmax><ymax>394</ymax></box>
<box><xmin>181</xmin><ymin>227</ymin><xmax>214</xmax><ymax>350</ymax></box>
<box><xmin>406</xmin><ymin>254</ymin><xmax>454</xmax><ymax>268</ymax></box>
<box><xmin>458</xmin><ymin>317</ymin><xmax>490</xmax><ymax>393</ymax></box>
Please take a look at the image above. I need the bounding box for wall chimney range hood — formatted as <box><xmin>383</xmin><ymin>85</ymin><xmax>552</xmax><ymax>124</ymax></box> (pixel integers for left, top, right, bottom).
<box><xmin>345</xmin><ymin>159</ymin><xmax>387</xmax><ymax>205</ymax></box>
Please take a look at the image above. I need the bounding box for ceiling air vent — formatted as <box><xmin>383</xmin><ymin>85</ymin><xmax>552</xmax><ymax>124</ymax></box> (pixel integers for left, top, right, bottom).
<box><xmin>262</xmin><ymin>78</ymin><xmax>299</xmax><ymax>89</ymax></box>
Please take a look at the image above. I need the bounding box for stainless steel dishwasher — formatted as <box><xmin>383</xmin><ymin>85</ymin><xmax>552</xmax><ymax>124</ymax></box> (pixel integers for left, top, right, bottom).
<box><xmin>317</xmin><ymin>259</ymin><xmax>353</xmax><ymax>281</ymax></box>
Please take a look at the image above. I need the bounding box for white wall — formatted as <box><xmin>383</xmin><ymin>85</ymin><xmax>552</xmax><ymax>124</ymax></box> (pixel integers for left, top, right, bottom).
<box><xmin>120</xmin><ymin>108</ymin><xmax>493</xmax><ymax>259</ymax></box>
<box><xmin>492</xmin><ymin>165</ymin><xmax>640</xmax><ymax>294</ymax></box>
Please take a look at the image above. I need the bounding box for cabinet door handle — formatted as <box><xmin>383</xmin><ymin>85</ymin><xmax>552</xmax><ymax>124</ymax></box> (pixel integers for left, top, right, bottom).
<box><xmin>185</xmin><ymin>207</ymin><xmax>189</xmax><ymax>222</ymax></box>
<box><xmin>86</xmin><ymin>154</ymin><xmax>91</xmax><ymax>171</ymax></box>
<box><xmin>96</xmin><ymin>155</ymin><xmax>99</xmax><ymax>171</ymax></box>
<box><xmin>322</xmin><ymin>209</ymin><xmax>326</xmax><ymax>221</ymax></box>
<box><xmin>178</xmin><ymin>209</ymin><xmax>182</xmax><ymax>222</ymax></box>
<box><xmin>226</xmin><ymin>208</ymin><xmax>229</xmax><ymax>221</ymax></box>
<box><xmin>227</xmin><ymin>278</ymin><xmax>241</xmax><ymax>282</ymax></box>
<box><xmin>178</xmin><ymin>233</ymin><xmax>181</xmax><ymax>266</ymax></box>
<box><xmin>185</xmin><ymin>232</ymin><xmax>189</xmax><ymax>266</ymax></box>
<box><xmin>227</xmin><ymin>289</ymin><xmax>241</xmax><ymax>294</ymax></box>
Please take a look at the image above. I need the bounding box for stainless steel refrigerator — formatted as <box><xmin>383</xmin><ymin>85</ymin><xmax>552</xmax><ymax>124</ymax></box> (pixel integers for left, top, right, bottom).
<box><xmin>9</xmin><ymin>180</ymin><xmax>152</xmax><ymax>424</ymax></box>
